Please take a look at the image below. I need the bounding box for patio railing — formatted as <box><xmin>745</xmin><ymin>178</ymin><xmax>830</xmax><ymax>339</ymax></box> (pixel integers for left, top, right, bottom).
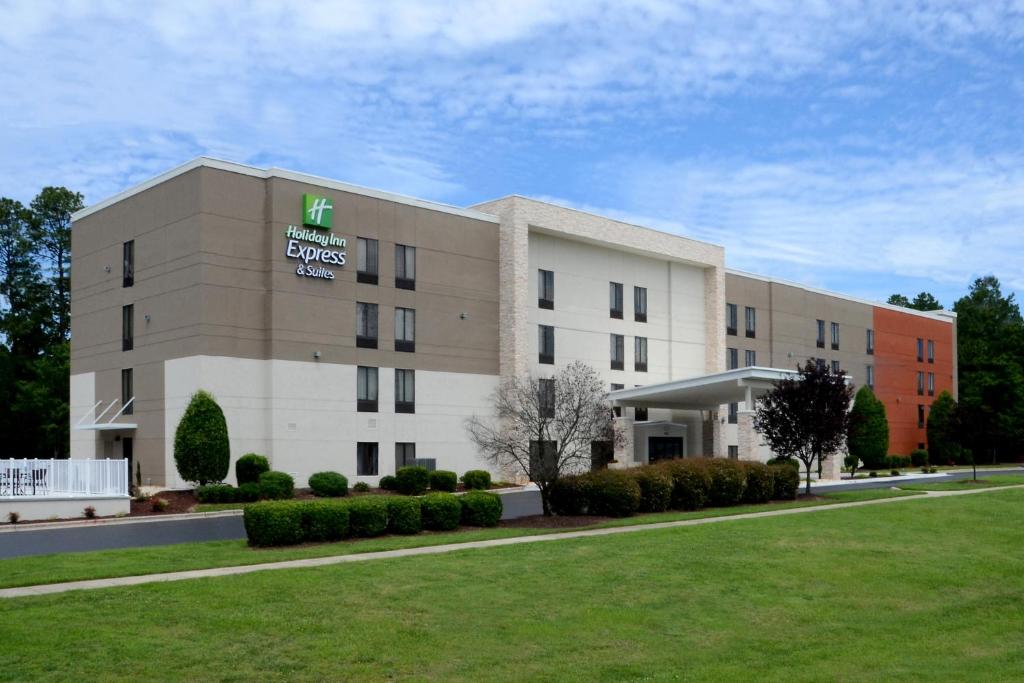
<box><xmin>0</xmin><ymin>459</ymin><xmax>129</xmax><ymax>497</ymax></box>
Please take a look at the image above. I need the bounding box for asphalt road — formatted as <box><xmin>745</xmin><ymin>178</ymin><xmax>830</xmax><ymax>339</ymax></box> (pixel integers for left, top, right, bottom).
<box><xmin>812</xmin><ymin>466</ymin><xmax>1023</xmax><ymax>493</ymax></box>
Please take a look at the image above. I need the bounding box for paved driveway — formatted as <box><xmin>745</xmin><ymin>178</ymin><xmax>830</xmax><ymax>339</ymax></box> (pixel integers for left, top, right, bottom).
<box><xmin>812</xmin><ymin>467</ymin><xmax>1023</xmax><ymax>493</ymax></box>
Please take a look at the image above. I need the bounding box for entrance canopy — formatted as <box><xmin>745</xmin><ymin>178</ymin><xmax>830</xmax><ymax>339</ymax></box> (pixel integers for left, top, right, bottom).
<box><xmin>608</xmin><ymin>367</ymin><xmax>798</xmax><ymax>410</ymax></box>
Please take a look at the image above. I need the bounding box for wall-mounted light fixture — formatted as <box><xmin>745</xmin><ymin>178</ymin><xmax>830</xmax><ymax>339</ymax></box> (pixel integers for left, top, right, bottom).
<box><xmin>459</xmin><ymin>312</ymin><xmax>469</xmax><ymax>320</ymax></box>
<box><xmin>104</xmin><ymin>265</ymin><xmax>111</xmax><ymax>273</ymax></box>
<box><xmin>313</xmin><ymin>350</ymin><xmax>322</xmax><ymax>360</ymax></box>
<box><xmin>144</xmin><ymin>314</ymin><xmax>151</xmax><ymax>323</ymax></box>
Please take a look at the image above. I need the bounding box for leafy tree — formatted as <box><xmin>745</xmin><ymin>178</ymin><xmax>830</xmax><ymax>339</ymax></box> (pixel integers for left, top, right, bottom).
<box><xmin>174</xmin><ymin>390</ymin><xmax>231</xmax><ymax>485</ymax></box>
<box><xmin>926</xmin><ymin>391</ymin><xmax>960</xmax><ymax>466</ymax></box>
<box><xmin>466</xmin><ymin>361</ymin><xmax>623</xmax><ymax>515</ymax></box>
<box><xmin>887</xmin><ymin>291</ymin><xmax>942</xmax><ymax>311</ymax></box>
<box><xmin>847</xmin><ymin>385</ymin><xmax>889</xmax><ymax>471</ymax></box>
<box><xmin>29</xmin><ymin>187</ymin><xmax>82</xmax><ymax>342</ymax></box>
<box><xmin>886</xmin><ymin>293</ymin><xmax>911</xmax><ymax>307</ymax></box>
<box><xmin>753</xmin><ymin>360</ymin><xmax>853</xmax><ymax>494</ymax></box>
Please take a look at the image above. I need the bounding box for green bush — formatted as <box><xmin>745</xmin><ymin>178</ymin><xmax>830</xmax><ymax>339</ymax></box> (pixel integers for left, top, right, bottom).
<box><xmin>195</xmin><ymin>483</ymin><xmax>236</xmax><ymax>504</ymax></box>
<box><xmin>586</xmin><ymin>469</ymin><xmax>641</xmax><ymax>517</ymax></box>
<box><xmin>768</xmin><ymin>463</ymin><xmax>800</xmax><ymax>500</ymax></box>
<box><xmin>461</xmin><ymin>470</ymin><xmax>492</xmax><ymax>490</ymax></box>
<box><xmin>386</xmin><ymin>497</ymin><xmax>422</xmax><ymax>535</ymax></box>
<box><xmin>395</xmin><ymin>466</ymin><xmax>430</xmax><ymax>495</ymax></box>
<box><xmin>766</xmin><ymin>456</ymin><xmax>800</xmax><ymax>472</ymax></box>
<box><xmin>235</xmin><ymin>453</ymin><xmax>269</xmax><ymax>486</ymax></box>
<box><xmin>420</xmin><ymin>492</ymin><xmax>462</xmax><ymax>530</ymax></box>
<box><xmin>353</xmin><ymin>482</ymin><xmax>370</xmax><ymax>493</ymax></box>
<box><xmin>911</xmin><ymin>449</ymin><xmax>929</xmax><ymax>467</ymax></box>
<box><xmin>704</xmin><ymin>459</ymin><xmax>747</xmax><ymax>507</ymax></box>
<box><xmin>299</xmin><ymin>500</ymin><xmax>350</xmax><ymax>543</ymax></box>
<box><xmin>632</xmin><ymin>468</ymin><xmax>672</xmax><ymax>513</ymax></box>
<box><xmin>347</xmin><ymin>497</ymin><xmax>389</xmax><ymax>537</ymax></box>
<box><xmin>460</xmin><ymin>491</ymin><xmax>503</xmax><ymax>526</ymax></box>
<box><xmin>741</xmin><ymin>462</ymin><xmax>774</xmax><ymax>505</ymax></box>
<box><xmin>847</xmin><ymin>385</ymin><xmax>890</xmax><ymax>470</ymax></box>
<box><xmin>237</xmin><ymin>482</ymin><xmax>260</xmax><ymax>502</ymax></box>
<box><xmin>658</xmin><ymin>459</ymin><xmax>712</xmax><ymax>510</ymax></box>
<box><xmin>244</xmin><ymin>501</ymin><xmax>303</xmax><ymax>547</ymax></box>
<box><xmin>258</xmin><ymin>471</ymin><xmax>294</xmax><ymax>500</ymax></box>
<box><xmin>429</xmin><ymin>470</ymin><xmax>458</xmax><ymax>492</ymax></box>
<box><xmin>173</xmin><ymin>390</ymin><xmax>230</xmax><ymax>485</ymax></box>
<box><xmin>887</xmin><ymin>455</ymin><xmax>911</xmax><ymax>469</ymax></box>
<box><xmin>548</xmin><ymin>474</ymin><xmax>591</xmax><ymax>516</ymax></box>
<box><xmin>308</xmin><ymin>471</ymin><xmax>349</xmax><ymax>497</ymax></box>
<box><xmin>379</xmin><ymin>475</ymin><xmax>398</xmax><ymax>491</ymax></box>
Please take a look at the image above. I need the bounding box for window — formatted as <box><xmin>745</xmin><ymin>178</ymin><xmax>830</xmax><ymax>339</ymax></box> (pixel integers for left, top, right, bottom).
<box><xmin>634</xmin><ymin>394</ymin><xmax>648</xmax><ymax>422</ymax></box>
<box><xmin>357</xmin><ymin>366</ymin><xmax>378</xmax><ymax>412</ymax></box>
<box><xmin>726</xmin><ymin>303</ymin><xmax>738</xmax><ymax>336</ymax></box>
<box><xmin>745</xmin><ymin>306</ymin><xmax>756</xmax><ymax>338</ymax></box>
<box><xmin>356</xmin><ymin>302</ymin><xmax>378</xmax><ymax>348</ymax></box>
<box><xmin>122</xmin><ymin>304</ymin><xmax>133</xmax><ymax>351</ymax></box>
<box><xmin>728</xmin><ymin>402</ymin><xmax>738</xmax><ymax>424</ymax></box>
<box><xmin>917</xmin><ymin>371</ymin><xmax>925</xmax><ymax>396</ymax></box>
<box><xmin>816</xmin><ymin>358</ymin><xmax>826</xmax><ymax>371</ymax></box>
<box><xmin>866</xmin><ymin>365</ymin><xmax>874</xmax><ymax>388</ymax></box>
<box><xmin>634</xmin><ymin>337</ymin><xmax>648</xmax><ymax>372</ymax></box>
<box><xmin>866</xmin><ymin>328</ymin><xmax>875</xmax><ymax>355</ymax></box>
<box><xmin>745</xmin><ymin>350</ymin><xmax>756</xmax><ymax>367</ymax></box>
<box><xmin>529</xmin><ymin>440</ymin><xmax>558</xmax><ymax>480</ymax></box>
<box><xmin>816</xmin><ymin>319</ymin><xmax>825</xmax><ymax>348</ymax></box>
<box><xmin>121</xmin><ymin>368</ymin><xmax>133</xmax><ymax>416</ymax></box>
<box><xmin>395</xmin><ymin>308</ymin><xmax>415</xmax><ymax>353</ymax></box>
<box><xmin>538</xmin><ymin>325</ymin><xmax>554</xmax><ymax>364</ymax></box>
<box><xmin>539</xmin><ymin>378</ymin><xmax>555</xmax><ymax>418</ymax></box>
<box><xmin>728</xmin><ymin>445</ymin><xmax>739</xmax><ymax>459</ymax></box>
<box><xmin>395</xmin><ymin>244</ymin><xmax>415</xmax><ymax>290</ymax></box>
<box><xmin>357</xmin><ymin>442</ymin><xmax>379</xmax><ymax>476</ymax></box>
<box><xmin>917</xmin><ymin>338</ymin><xmax>924</xmax><ymax>362</ymax></box>
<box><xmin>927</xmin><ymin>339</ymin><xmax>935</xmax><ymax>363</ymax></box>
<box><xmin>831</xmin><ymin>360</ymin><xmax>841</xmax><ymax>374</ymax></box>
<box><xmin>634</xmin><ymin>286</ymin><xmax>647</xmax><ymax>322</ymax></box>
<box><xmin>928</xmin><ymin>372</ymin><xmax>935</xmax><ymax>396</ymax></box>
<box><xmin>538</xmin><ymin>269</ymin><xmax>554</xmax><ymax>309</ymax></box>
<box><xmin>122</xmin><ymin>240</ymin><xmax>134</xmax><ymax>287</ymax></box>
<box><xmin>609</xmin><ymin>282</ymin><xmax>624</xmax><ymax>318</ymax></box>
<box><xmin>395</xmin><ymin>369</ymin><xmax>415</xmax><ymax>413</ymax></box>
<box><xmin>395</xmin><ymin>443</ymin><xmax>416</xmax><ymax>470</ymax></box>
<box><xmin>357</xmin><ymin>237</ymin><xmax>379</xmax><ymax>284</ymax></box>
<box><xmin>610</xmin><ymin>334</ymin><xmax>624</xmax><ymax>370</ymax></box>
<box><xmin>917</xmin><ymin>405</ymin><xmax>926</xmax><ymax>429</ymax></box>
<box><xmin>727</xmin><ymin>347</ymin><xmax>739</xmax><ymax>370</ymax></box>
<box><xmin>831</xmin><ymin>322</ymin><xmax>840</xmax><ymax>350</ymax></box>
<box><xmin>610</xmin><ymin>383</ymin><xmax>624</xmax><ymax>418</ymax></box>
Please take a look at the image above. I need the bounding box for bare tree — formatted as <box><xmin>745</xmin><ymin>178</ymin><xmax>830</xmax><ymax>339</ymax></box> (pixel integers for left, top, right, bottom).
<box><xmin>466</xmin><ymin>361</ymin><xmax>622</xmax><ymax>515</ymax></box>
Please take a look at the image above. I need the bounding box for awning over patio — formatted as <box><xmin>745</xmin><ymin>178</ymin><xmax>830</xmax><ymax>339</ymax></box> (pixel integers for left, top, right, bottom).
<box><xmin>607</xmin><ymin>366</ymin><xmax>798</xmax><ymax>410</ymax></box>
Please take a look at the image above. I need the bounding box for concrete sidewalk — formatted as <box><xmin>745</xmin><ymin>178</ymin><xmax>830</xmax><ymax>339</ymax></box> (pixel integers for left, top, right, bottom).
<box><xmin>3</xmin><ymin>483</ymin><xmax>1021</xmax><ymax>600</ymax></box>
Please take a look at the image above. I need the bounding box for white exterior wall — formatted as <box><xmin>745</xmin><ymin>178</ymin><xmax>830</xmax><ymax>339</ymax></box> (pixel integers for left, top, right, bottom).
<box><xmin>69</xmin><ymin>372</ymin><xmax>98</xmax><ymax>459</ymax></box>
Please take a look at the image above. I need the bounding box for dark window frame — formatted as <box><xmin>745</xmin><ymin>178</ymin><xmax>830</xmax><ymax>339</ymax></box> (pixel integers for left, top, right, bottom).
<box><xmin>866</xmin><ymin>365</ymin><xmax>875</xmax><ymax>388</ymax></box>
<box><xmin>538</xmin><ymin>269</ymin><xmax>554</xmax><ymax>310</ymax></box>
<box><xmin>633</xmin><ymin>286</ymin><xmax>647</xmax><ymax>323</ymax></box>
<box><xmin>122</xmin><ymin>240</ymin><xmax>134</xmax><ymax>288</ymax></box>
<box><xmin>357</xmin><ymin>237</ymin><xmax>379</xmax><ymax>285</ymax></box>
<box><xmin>357</xmin><ymin>366</ymin><xmax>378</xmax><ymax>413</ymax></box>
<box><xmin>917</xmin><ymin>371</ymin><xmax>925</xmax><ymax>396</ymax></box>
<box><xmin>538</xmin><ymin>378</ymin><xmax>555</xmax><ymax>419</ymax></box>
<box><xmin>634</xmin><ymin>336</ymin><xmax>648</xmax><ymax>372</ymax></box>
<box><xmin>728</xmin><ymin>402</ymin><xmax>738</xmax><ymax>424</ymax></box>
<box><xmin>122</xmin><ymin>304</ymin><xmax>134</xmax><ymax>351</ymax></box>
<box><xmin>610</xmin><ymin>333</ymin><xmax>624</xmax><ymax>371</ymax></box>
<box><xmin>395</xmin><ymin>244</ymin><xmax>415</xmax><ymax>290</ymax></box>
<box><xmin>356</xmin><ymin>302</ymin><xmax>379</xmax><ymax>349</ymax></box>
<box><xmin>816</xmin><ymin>319</ymin><xmax>825</xmax><ymax>349</ymax></box>
<box><xmin>831</xmin><ymin>322</ymin><xmax>840</xmax><ymax>351</ymax></box>
<box><xmin>866</xmin><ymin>328</ymin><xmax>875</xmax><ymax>355</ymax></box>
<box><xmin>745</xmin><ymin>306</ymin><xmax>756</xmax><ymax>338</ymax></box>
<box><xmin>917</xmin><ymin>405</ymin><xmax>926</xmax><ymax>429</ymax></box>
<box><xmin>726</xmin><ymin>303</ymin><xmax>738</xmax><ymax>336</ymax></box>
<box><xmin>609</xmin><ymin>282</ymin><xmax>623</xmax><ymax>319</ymax></box>
<box><xmin>395</xmin><ymin>307</ymin><xmax>415</xmax><ymax>353</ymax></box>
<box><xmin>745</xmin><ymin>349</ymin><xmax>757</xmax><ymax>368</ymax></box>
<box><xmin>917</xmin><ymin>338</ymin><xmax>924</xmax><ymax>362</ymax></box>
<box><xmin>395</xmin><ymin>369</ymin><xmax>415</xmax><ymax>414</ymax></box>
<box><xmin>357</xmin><ymin>442</ymin><xmax>379</xmax><ymax>476</ymax></box>
<box><xmin>121</xmin><ymin>368</ymin><xmax>134</xmax><ymax>416</ymax></box>
<box><xmin>538</xmin><ymin>324</ymin><xmax>554</xmax><ymax>365</ymax></box>
<box><xmin>395</xmin><ymin>442</ymin><xmax>416</xmax><ymax>471</ymax></box>
<box><xmin>610</xmin><ymin>383</ymin><xmax>624</xmax><ymax>418</ymax></box>
<box><xmin>727</xmin><ymin>347</ymin><xmax>739</xmax><ymax>371</ymax></box>
<box><xmin>927</xmin><ymin>339</ymin><xmax>935</xmax><ymax>364</ymax></box>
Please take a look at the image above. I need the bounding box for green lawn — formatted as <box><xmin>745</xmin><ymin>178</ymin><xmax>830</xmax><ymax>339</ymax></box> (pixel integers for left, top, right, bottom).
<box><xmin>1</xmin><ymin>489</ymin><xmax>1022</xmax><ymax>681</ymax></box>
<box><xmin>897</xmin><ymin>474</ymin><xmax>1024</xmax><ymax>491</ymax></box>
<box><xmin>0</xmin><ymin>491</ymin><xmax>901</xmax><ymax>590</ymax></box>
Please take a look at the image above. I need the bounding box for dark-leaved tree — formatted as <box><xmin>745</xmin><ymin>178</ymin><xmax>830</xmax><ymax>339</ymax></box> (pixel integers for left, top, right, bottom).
<box><xmin>174</xmin><ymin>390</ymin><xmax>231</xmax><ymax>485</ymax></box>
<box><xmin>847</xmin><ymin>385</ymin><xmax>889</xmax><ymax>471</ymax></box>
<box><xmin>926</xmin><ymin>390</ymin><xmax>960</xmax><ymax>466</ymax></box>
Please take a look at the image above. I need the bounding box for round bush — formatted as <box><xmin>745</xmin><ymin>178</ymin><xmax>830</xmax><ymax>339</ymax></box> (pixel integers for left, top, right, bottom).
<box><xmin>379</xmin><ymin>475</ymin><xmax>398</xmax><ymax>491</ymax></box>
<box><xmin>769</xmin><ymin>463</ymin><xmax>800</xmax><ymax>500</ymax></box>
<box><xmin>911</xmin><ymin>449</ymin><xmax>929</xmax><ymax>467</ymax></box>
<box><xmin>258</xmin><ymin>471</ymin><xmax>295</xmax><ymax>500</ymax></box>
<box><xmin>309</xmin><ymin>471</ymin><xmax>349</xmax><ymax>497</ymax></box>
<box><xmin>586</xmin><ymin>470</ymin><xmax>641</xmax><ymax>517</ymax></box>
<box><xmin>346</xmin><ymin>497</ymin><xmax>388</xmax><ymax>537</ymax></box>
<box><xmin>396</xmin><ymin>466</ymin><xmax>430</xmax><ymax>495</ymax></box>
<box><xmin>235</xmin><ymin>453</ymin><xmax>270</xmax><ymax>485</ymax></box>
<box><xmin>460</xmin><ymin>491</ymin><xmax>503</xmax><ymax>527</ymax></box>
<box><xmin>300</xmin><ymin>500</ymin><xmax>350</xmax><ymax>542</ymax></box>
<box><xmin>195</xmin><ymin>483</ymin><xmax>236</xmax><ymax>504</ymax></box>
<box><xmin>420</xmin><ymin>492</ymin><xmax>462</xmax><ymax>530</ymax></box>
<box><xmin>741</xmin><ymin>462</ymin><xmax>774</xmax><ymax>505</ymax></box>
<box><xmin>429</xmin><ymin>470</ymin><xmax>458</xmax><ymax>492</ymax></box>
<box><xmin>353</xmin><ymin>482</ymin><xmax>370</xmax><ymax>492</ymax></box>
<box><xmin>386</xmin><ymin>497</ymin><xmax>422</xmax><ymax>535</ymax></box>
<box><xmin>237</xmin><ymin>482</ymin><xmax>260</xmax><ymax>502</ymax></box>
<box><xmin>173</xmin><ymin>390</ymin><xmax>230</xmax><ymax>485</ymax></box>
<box><xmin>244</xmin><ymin>501</ymin><xmax>303</xmax><ymax>547</ymax></box>
<box><xmin>461</xmin><ymin>470</ymin><xmax>492</xmax><ymax>490</ymax></box>
<box><xmin>704</xmin><ymin>459</ymin><xmax>747</xmax><ymax>507</ymax></box>
<box><xmin>632</xmin><ymin>468</ymin><xmax>672</xmax><ymax>513</ymax></box>
<box><xmin>766</xmin><ymin>456</ymin><xmax>800</xmax><ymax>472</ymax></box>
<box><xmin>549</xmin><ymin>475</ymin><xmax>591</xmax><ymax>516</ymax></box>
<box><xmin>658</xmin><ymin>459</ymin><xmax>712</xmax><ymax>510</ymax></box>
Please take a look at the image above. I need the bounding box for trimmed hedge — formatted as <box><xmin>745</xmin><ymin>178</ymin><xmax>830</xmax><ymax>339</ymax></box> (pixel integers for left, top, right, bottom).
<box><xmin>396</xmin><ymin>466</ymin><xmax>430</xmax><ymax>495</ymax></box>
<box><xmin>911</xmin><ymin>449</ymin><xmax>929</xmax><ymax>467</ymax></box>
<box><xmin>429</xmin><ymin>470</ymin><xmax>458</xmax><ymax>492</ymax></box>
<box><xmin>235</xmin><ymin>453</ymin><xmax>270</xmax><ymax>485</ymax></box>
<box><xmin>586</xmin><ymin>469</ymin><xmax>641</xmax><ymax>517</ymax></box>
<box><xmin>460</xmin><ymin>491</ymin><xmax>503</xmax><ymax>527</ymax></box>
<box><xmin>379</xmin><ymin>475</ymin><xmax>398</xmax><ymax>491</ymax></box>
<box><xmin>244</xmin><ymin>501</ymin><xmax>303</xmax><ymax>547</ymax></box>
<box><xmin>741</xmin><ymin>462</ymin><xmax>774</xmax><ymax>505</ymax></box>
<box><xmin>632</xmin><ymin>468</ymin><xmax>672</xmax><ymax>513</ymax></box>
<box><xmin>258</xmin><ymin>471</ymin><xmax>295</xmax><ymax>500</ymax></box>
<box><xmin>704</xmin><ymin>459</ymin><xmax>747</xmax><ymax>507</ymax></box>
<box><xmin>237</xmin><ymin>482</ymin><xmax>260</xmax><ymax>502</ymax></box>
<box><xmin>769</xmin><ymin>463</ymin><xmax>800</xmax><ymax>500</ymax></box>
<box><xmin>461</xmin><ymin>470</ymin><xmax>492</xmax><ymax>490</ymax></box>
<box><xmin>420</xmin><ymin>492</ymin><xmax>462</xmax><ymax>531</ymax></box>
<box><xmin>299</xmin><ymin>500</ymin><xmax>350</xmax><ymax>543</ymax></box>
<box><xmin>549</xmin><ymin>475</ymin><xmax>590</xmax><ymax>516</ymax></box>
<box><xmin>888</xmin><ymin>454</ymin><xmax>911</xmax><ymax>469</ymax></box>
<box><xmin>658</xmin><ymin>459</ymin><xmax>712</xmax><ymax>510</ymax></box>
<box><xmin>347</xmin><ymin>497</ymin><xmax>389</xmax><ymax>537</ymax></box>
<box><xmin>173</xmin><ymin>390</ymin><xmax>230</xmax><ymax>485</ymax></box>
<box><xmin>386</xmin><ymin>497</ymin><xmax>422</xmax><ymax>535</ymax></box>
<box><xmin>195</xmin><ymin>483</ymin><xmax>236</xmax><ymax>504</ymax></box>
<box><xmin>766</xmin><ymin>456</ymin><xmax>800</xmax><ymax>472</ymax></box>
<box><xmin>309</xmin><ymin>471</ymin><xmax>349</xmax><ymax>497</ymax></box>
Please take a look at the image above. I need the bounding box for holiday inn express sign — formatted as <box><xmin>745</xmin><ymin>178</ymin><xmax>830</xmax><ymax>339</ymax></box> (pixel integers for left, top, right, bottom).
<box><xmin>285</xmin><ymin>194</ymin><xmax>347</xmax><ymax>280</ymax></box>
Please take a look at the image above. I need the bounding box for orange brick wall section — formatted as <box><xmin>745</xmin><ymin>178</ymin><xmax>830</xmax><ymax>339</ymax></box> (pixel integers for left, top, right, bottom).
<box><xmin>872</xmin><ymin>307</ymin><xmax>955</xmax><ymax>456</ymax></box>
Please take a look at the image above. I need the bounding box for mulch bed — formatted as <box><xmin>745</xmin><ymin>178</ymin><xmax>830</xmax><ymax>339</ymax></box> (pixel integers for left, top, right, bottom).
<box><xmin>130</xmin><ymin>490</ymin><xmax>197</xmax><ymax>516</ymax></box>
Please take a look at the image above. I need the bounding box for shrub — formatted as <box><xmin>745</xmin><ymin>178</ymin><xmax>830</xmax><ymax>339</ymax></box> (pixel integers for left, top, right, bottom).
<box><xmin>847</xmin><ymin>385</ymin><xmax>890</xmax><ymax>470</ymax></box>
<box><xmin>658</xmin><ymin>459</ymin><xmax>712</xmax><ymax>510</ymax></box>
<box><xmin>83</xmin><ymin>505</ymin><xmax>97</xmax><ymax>519</ymax></box>
<box><xmin>911</xmin><ymin>449</ymin><xmax>929</xmax><ymax>467</ymax></box>
<box><xmin>379</xmin><ymin>475</ymin><xmax>398</xmax><ymax>491</ymax></box>
<box><xmin>929</xmin><ymin>466</ymin><xmax>938</xmax><ymax>473</ymax></box>
<box><xmin>395</xmin><ymin>466</ymin><xmax>430</xmax><ymax>495</ymax></box>
<box><xmin>244</xmin><ymin>501</ymin><xmax>303</xmax><ymax>547</ymax></box>
<box><xmin>173</xmin><ymin>390</ymin><xmax>230</xmax><ymax>485</ymax></box>
<box><xmin>549</xmin><ymin>474</ymin><xmax>591</xmax><ymax>516</ymax></box>
<box><xmin>420</xmin><ymin>492</ymin><xmax>462</xmax><ymax>530</ymax></box>
<box><xmin>429</xmin><ymin>470</ymin><xmax>458</xmax><ymax>492</ymax></box>
<box><xmin>632</xmin><ymin>468</ymin><xmax>672</xmax><ymax>513</ymax></box>
<box><xmin>258</xmin><ymin>471</ymin><xmax>295</xmax><ymax>500</ymax></box>
<box><xmin>887</xmin><ymin>455</ymin><xmax>911</xmax><ymax>469</ymax></box>
<box><xmin>299</xmin><ymin>500</ymin><xmax>350</xmax><ymax>543</ymax></box>
<box><xmin>386</xmin><ymin>497</ymin><xmax>422</xmax><ymax>535</ymax></box>
<box><xmin>461</xmin><ymin>470</ymin><xmax>492</xmax><ymax>490</ymax></box>
<box><xmin>586</xmin><ymin>469</ymin><xmax>641</xmax><ymax>517</ymax></box>
<box><xmin>869</xmin><ymin>471</ymin><xmax>878</xmax><ymax>478</ymax></box>
<box><xmin>309</xmin><ymin>471</ymin><xmax>349</xmax><ymax>497</ymax></box>
<box><xmin>741</xmin><ymin>462</ymin><xmax>774</xmax><ymax>504</ymax></box>
<box><xmin>237</xmin><ymin>482</ymin><xmax>261</xmax><ymax>502</ymax></box>
<box><xmin>151</xmin><ymin>497</ymin><xmax>169</xmax><ymax>512</ymax></box>
<box><xmin>347</xmin><ymin>497</ymin><xmax>389</xmax><ymax>537</ymax></box>
<box><xmin>6</xmin><ymin>511</ymin><xmax>19</xmax><ymax>524</ymax></box>
<box><xmin>704</xmin><ymin>459</ymin><xmax>747</xmax><ymax>507</ymax></box>
<box><xmin>195</xmin><ymin>483</ymin><xmax>236</xmax><ymax>504</ymax></box>
<box><xmin>768</xmin><ymin>463</ymin><xmax>799</xmax><ymax>500</ymax></box>
<box><xmin>766</xmin><ymin>456</ymin><xmax>800</xmax><ymax>472</ymax></box>
<box><xmin>235</xmin><ymin>453</ymin><xmax>270</xmax><ymax>485</ymax></box>
<box><xmin>353</xmin><ymin>482</ymin><xmax>370</xmax><ymax>493</ymax></box>
<box><xmin>460</xmin><ymin>491</ymin><xmax>503</xmax><ymax>526</ymax></box>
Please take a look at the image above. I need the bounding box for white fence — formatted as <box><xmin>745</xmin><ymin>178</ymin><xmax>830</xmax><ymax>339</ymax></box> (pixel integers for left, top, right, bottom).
<box><xmin>0</xmin><ymin>459</ymin><xmax>129</xmax><ymax>498</ymax></box>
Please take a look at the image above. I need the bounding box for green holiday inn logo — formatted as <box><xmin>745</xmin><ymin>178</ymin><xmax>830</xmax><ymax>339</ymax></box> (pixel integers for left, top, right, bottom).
<box><xmin>303</xmin><ymin>193</ymin><xmax>333</xmax><ymax>229</ymax></box>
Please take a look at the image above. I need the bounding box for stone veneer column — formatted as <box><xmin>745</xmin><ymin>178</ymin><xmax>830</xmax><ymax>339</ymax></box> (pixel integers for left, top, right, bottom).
<box><xmin>736</xmin><ymin>409</ymin><xmax>757</xmax><ymax>461</ymax></box>
<box><xmin>494</xmin><ymin>200</ymin><xmax>530</xmax><ymax>379</ymax></box>
<box><xmin>703</xmin><ymin>265</ymin><xmax>726</xmax><ymax>374</ymax></box>
<box><xmin>703</xmin><ymin>409</ymin><xmax>725</xmax><ymax>457</ymax></box>
<box><xmin>612</xmin><ymin>416</ymin><xmax>635</xmax><ymax>469</ymax></box>
<box><xmin>819</xmin><ymin>452</ymin><xmax>843</xmax><ymax>480</ymax></box>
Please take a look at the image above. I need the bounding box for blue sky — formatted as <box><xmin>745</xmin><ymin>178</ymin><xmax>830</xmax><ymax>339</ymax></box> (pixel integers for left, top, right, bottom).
<box><xmin>2</xmin><ymin>1</ymin><xmax>1022</xmax><ymax>307</ymax></box>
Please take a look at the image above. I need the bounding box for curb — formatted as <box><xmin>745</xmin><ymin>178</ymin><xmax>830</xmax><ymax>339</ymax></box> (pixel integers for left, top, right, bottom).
<box><xmin>0</xmin><ymin>509</ymin><xmax>243</xmax><ymax>534</ymax></box>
